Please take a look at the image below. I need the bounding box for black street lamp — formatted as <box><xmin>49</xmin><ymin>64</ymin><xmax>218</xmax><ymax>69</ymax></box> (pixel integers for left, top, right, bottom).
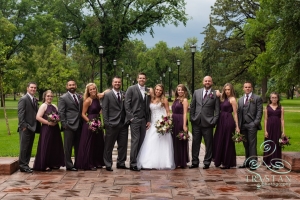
<box><xmin>190</xmin><ymin>45</ymin><xmax>196</xmax><ymax>96</ymax></box>
<box><xmin>168</xmin><ymin>67</ymin><xmax>172</xmax><ymax>102</ymax></box>
<box><xmin>113</xmin><ymin>59</ymin><xmax>117</xmax><ymax>76</ymax></box>
<box><xmin>98</xmin><ymin>45</ymin><xmax>104</xmax><ymax>92</ymax></box>
<box><xmin>126</xmin><ymin>74</ymin><xmax>129</xmax><ymax>90</ymax></box>
<box><xmin>163</xmin><ymin>73</ymin><xmax>165</xmax><ymax>86</ymax></box>
<box><xmin>177</xmin><ymin>60</ymin><xmax>180</xmax><ymax>86</ymax></box>
<box><xmin>121</xmin><ymin>68</ymin><xmax>124</xmax><ymax>91</ymax></box>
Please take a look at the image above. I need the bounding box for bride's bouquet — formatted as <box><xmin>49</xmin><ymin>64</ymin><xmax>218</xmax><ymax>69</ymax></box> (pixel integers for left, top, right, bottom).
<box><xmin>155</xmin><ymin>115</ymin><xmax>173</xmax><ymax>136</ymax></box>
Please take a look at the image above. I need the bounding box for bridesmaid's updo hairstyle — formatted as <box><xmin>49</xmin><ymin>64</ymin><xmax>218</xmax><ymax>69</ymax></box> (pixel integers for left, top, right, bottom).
<box><xmin>220</xmin><ymin>83</ymin><xmax>236</xmax><ymax>102</ymax></box>
<box><xmin>42</xmin><ymin>90</ymin><xmax>53</xmax><ymax>103</ymax></box>
<box><xmin>153</xmin><ymin>84</ymin><xmax>166</xmax><ymax>107</ymax></box>
<box><xmin>174</xmin><ymin>84</ymin><xmax>188</xmax><ymax>103</ymax></box>
<box><xmin>268</xmin><ymin>92</ymin><xmax>281</xmax><ymax>107</ymax></box>
<box><xmin>83</xmin><ymin>83</ymin><xmax>98</xmax><ymax>101</ymax></box>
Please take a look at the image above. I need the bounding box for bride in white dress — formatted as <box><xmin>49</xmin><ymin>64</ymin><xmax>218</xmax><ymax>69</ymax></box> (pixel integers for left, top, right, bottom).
<box><xmin>137</xmin><ymin>84</ymin><xmax>175</xmax><ymax>170</ymax></box>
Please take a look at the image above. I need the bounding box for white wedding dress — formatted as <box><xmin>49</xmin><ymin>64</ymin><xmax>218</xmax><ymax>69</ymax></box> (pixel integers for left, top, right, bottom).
<box><xmin>137</xmin><ymin>102</ymin><xmax>175</xmax><ymax>170</ymax></box>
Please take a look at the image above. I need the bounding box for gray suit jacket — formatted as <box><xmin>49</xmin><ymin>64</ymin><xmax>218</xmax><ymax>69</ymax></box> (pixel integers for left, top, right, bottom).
<box><xmin>18</xmin><ymin>94</ymin><xmax>40</xmax><ymax>132</ymax></box>
<box><xmin>102</xmin><ymin>90</ymin><xmax>126</xmax><ymax>127</ymax></box>
<box><xmin>190</xmin><ymin>88</ymin><xmax>220</xmax><ymax>127</ymax></box>
<box><xmin>237</xmin><ymin>93</ymin><xmax>263</xmax><ymax>130</ymax></box>
<box><xmin>124</xmin><ymin>84</ymin><xmax>151</xmax><ymax>123</ymax></box>
<box><xmin>58</xmin><ymin>92</ymin><xmax>82</xmax><ymax>131</ymax></box>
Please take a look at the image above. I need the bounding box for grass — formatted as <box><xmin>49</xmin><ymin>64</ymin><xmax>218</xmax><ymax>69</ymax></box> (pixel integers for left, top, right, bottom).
<box><xmin>0</xmin><ymin>96</ymin><xmax>299</xmax><ymax>157</ymax></box>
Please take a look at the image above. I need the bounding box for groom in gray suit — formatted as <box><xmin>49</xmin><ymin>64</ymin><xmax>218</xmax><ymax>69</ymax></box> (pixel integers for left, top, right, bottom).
<box><xmin>190</xmin><ymin>76</ymin><xmax>220</xmax><ymax>169</ymax></box>
<box><xmin>58</xmin><ymin>80</ymin><xmax>82</xmax><ymax>171</ymax></box>
<box><xmin>237</xmin><ymin>81</ymin><xmax>263</xmax><ymax>169</ymax></box>
<box><xmin>102</xmin><ymin>76</ymin><xmax>129</xmax><ymax>171</ymax></box>
<box><xmin>125</xmin><ymin>72</ymin><xmax>151</xmax><ymax>171</ymax></box>
<box><xmin>18</xmin><ymin>82</ymin><xmax>41</xmax><ymax>173</ymax></box>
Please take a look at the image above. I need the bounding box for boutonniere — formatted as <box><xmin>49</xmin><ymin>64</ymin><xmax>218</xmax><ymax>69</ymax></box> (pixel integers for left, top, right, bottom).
<box><xmin>144</xmin><ymin>89</ymin><xmax>150</xmax><ymax>96</ymax></box>
<box><xmin>209</xmin><ymin>92</ymin><xmax>214</xmax><ymax>99</ymax></box>
<box><xmin>121</xmin><ymin>93</ymin><xmax>125</xmax><ymax>101</ymax></box>
<box><xmin>78</xmin><ymin>95</ymin><xmax>83</xmax><ymax>100</ymax></box>
<box><xmin>249</xmin><ymin>97</ymin><xmax>254</xmax><ymax>103</ymax></box>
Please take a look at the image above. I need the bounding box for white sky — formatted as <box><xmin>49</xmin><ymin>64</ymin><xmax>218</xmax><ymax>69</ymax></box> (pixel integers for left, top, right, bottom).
<box><xmin>132</xmin><ymin>0</ymin><xmax>216</xmax><ymax>48</ymax></box>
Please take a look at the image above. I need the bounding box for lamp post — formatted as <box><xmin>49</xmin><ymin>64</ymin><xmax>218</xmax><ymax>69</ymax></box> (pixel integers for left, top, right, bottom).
<box><xmin>177</xmin><ymin>60</ymin><xmax>180</xmax><ymax>86</ymax></box>
<box><xmin>160</xmin><ymin>76</ymin><xmax>162</xmax><ymax>84</ymax></box>
<box><xmin>98</xmin><ymin>45</ymin><xmax>104</xmax><ymax>92</ymax></box>
<box><xmin>163</xmin><ymin>73</ymin><xmax>165</xmax><ymax>86</ymax></box>
<box><xmin>121</xmin><ymin>68</ymin><xmax>124</xmax><ymax>91</ymax></box>
<box><xmin>168</xmin><ymin>67</ymin><xmax>172</xmax><ymax>102</ymax></box>
<box><xmin>126</xmin><ymin>74</ymin><xmax>129</xmax><ymax>90</ymax></box>
<box><xmin>113</xmin><ymin>59</ymin><xmax>117</xmax><ymax>76</ymax></box>
<box><xmin>190</xmin><ymin>45</ymin><xmax>196</xmax><ymax>96</ymax></box>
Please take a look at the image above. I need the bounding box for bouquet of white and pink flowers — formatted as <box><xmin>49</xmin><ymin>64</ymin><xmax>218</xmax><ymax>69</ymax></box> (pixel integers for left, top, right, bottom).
<box><xmin>47</xmin><ymin>112</ymin><xmax>60</xmax><ymax>123</ymax></box>
<box><xmin>155</xmin><ymin>115</ymin><xmax>173</xmax><ymax>136</ymax></box>
<box><xmin>87</xmin><ymin>118</ymin><xmax>102</xmax><ymax>133</ymax></box>
<box><xmin>176</xmin><ymin>131</ymin><xmax>190</xmax><ymax>140</ymax></box>
<box><xmin>279</xmin><ymin>136</ymin><xmax>290</xmax><ymax>149</ymax></box>
<box><xmin>232</xmin><ymin>132</ymin><xmax>246</xmax><ymax>143</ymax></box>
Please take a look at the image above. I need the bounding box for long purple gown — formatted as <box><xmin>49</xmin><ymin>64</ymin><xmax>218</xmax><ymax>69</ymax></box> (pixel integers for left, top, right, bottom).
<box><xmin>213</xmin><ymin>98</ymin><xmax>236</xmax><ymax>168</ymax></box>
<box><xmin>33</xmin><ymin>104</ymin><xmax>65</xmax><ymax>170</ymax></box>
<box><xmin>75</xmin><ymin>99</ymin><xmax>104</xmax><ymax>170</ymax></box>
<box><xmin>171</xmin><ymin>99</ymin><xmax>189</xmax><ymax>167</ymax></box>
<box><xmin>263</xmin><ymin>105</ymin><xmax>282</xmax><ymax>166</ymax></box>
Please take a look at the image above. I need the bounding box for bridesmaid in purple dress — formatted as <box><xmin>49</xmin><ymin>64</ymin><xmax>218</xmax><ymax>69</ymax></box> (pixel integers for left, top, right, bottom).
<box><xmin>263</xmin><ymin>92</ymin><xmax>285</xmax><ymax>168</ymax></box>
<box><xmin>33</xmin><ymin>90</ymin><xmax>65</xmax><ymax>171</ymax></box>
<box><xmin>171</xmin><ymin>84</ymin><xmax>189</xmax><ymax>168</ymax></box>
<box><xmin>213</xmin><ymin>83</ymin><xmax>239</xmax><ymax>169</ymax></box>
<box><xmin>75</xmin><ymin>83</ymin><xmax>105</xmax><ymax>170</ymax></box>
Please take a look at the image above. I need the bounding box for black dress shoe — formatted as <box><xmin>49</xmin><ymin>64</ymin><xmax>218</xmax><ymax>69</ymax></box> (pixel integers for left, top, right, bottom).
<box><xmin>66</xmin><ymin>167</ymin><xmax>78</xmax><ymax>171</ymax></box>
<box><xmin>20</xmin><ymin>168</ymin><xmax>33</xmax><ymax>173</ymax></box>
<box><xmin>106</xmin><ymin>167</ymin><xmax>113</xmax><ymax>171</ymax></box>
<box><xmin>238</xmin><ymin>165</ymin><xmax>247</xmax><ymax>168</ymax></box>
<box><xmin>51</xmin><ymin>166</ymin><xmax>60</xmax><ymax>170</ymax></box>
<box><xmin>203</xmin><ymin>165</ymin><xmax>209</xmax><ymax>169</ymax></box>
<box><xmin>189</xmin><ymin>164</ymin><xmax>199</xmax><ymax>169</ymax></box>
<box><xmin>90</xmin><ymin>167</ymin><xmax>97</xmax><ymax>171</ymax></box>
<box><xmin>96</xmin><ymin>165</ymin><xmax>103</xmax><ymax>169</ymax></box>
<box><xmin>130</xmin><ymin>166</ymin><xmax>140</xmax><ymax>171</ymax></box>
<box><xmin>117</xmin><ymin>165</ymin><xmax>129</xmax><ymax>169</ymax></box>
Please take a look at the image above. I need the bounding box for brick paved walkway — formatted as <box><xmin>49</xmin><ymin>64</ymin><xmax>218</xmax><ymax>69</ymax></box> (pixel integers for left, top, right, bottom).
<box><xmin>0</xmin><ymin>134</ymin><xmax>300</xmax><ymax>199</ymax></box>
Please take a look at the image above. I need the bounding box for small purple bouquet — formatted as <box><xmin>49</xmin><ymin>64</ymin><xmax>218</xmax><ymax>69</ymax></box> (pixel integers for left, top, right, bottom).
<box><xmin>88</xmin><ymin>118</ymin><xmax>102</xmax><ymax>133</ymax></box>
<box><xmin>47</xmin><ymin>112</ymin><xmax>60</xmax><ymax>123</ymax></box>
<box><xmin>279</xmin><ymin>136</ymin><xmax>290</xmax><ymax>149</ymax></box>
<box><xmin>155</xmin><ymin>115</ymin><xmax>173</xmax><ymax>136</ymax></box>
<box><xmin>176</xmin><ymin>131</ymin><xmax>190</xmax><ymax>140</ymax></box>
<box><xmin>232</xmin><ymin>132</ymin><xmax>246</xmax><ymax>143</ymax></box>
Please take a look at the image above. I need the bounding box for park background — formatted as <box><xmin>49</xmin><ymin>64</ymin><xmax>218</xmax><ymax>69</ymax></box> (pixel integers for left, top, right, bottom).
<box><xmin>1</xmin><ymin>0</ymin><xmax>300</xmax><ymax>155</ymax></box>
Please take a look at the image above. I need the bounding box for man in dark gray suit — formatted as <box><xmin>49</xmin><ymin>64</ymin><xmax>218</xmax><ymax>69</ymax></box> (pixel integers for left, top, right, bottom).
<box><xmin>58</xmin><ymin>80</ymin><xmax>82</xmax><ymax>171</ymax></box>
<box><xmin>190</xmin><ymin>76</ymin><xmax>220</xmax><ymax>169</ymax></box>
<box><xmin>237</xmin><ymin>81</ymin><xmax>263</xmax><ymax>169</ymax></box>
<box><xmin>124</xmin><ymin>72</ymin><xmax>151</xmax><ymax>171</ymax></box>
<box><xmin>18</xmin><ymin>82</ymin><xmax>41</xmax><ymax>173</ymax></box>
<box><xmin>102</xmin><ymin>76</ymin><xmax>129</xmax><ymax>171</ymax></box>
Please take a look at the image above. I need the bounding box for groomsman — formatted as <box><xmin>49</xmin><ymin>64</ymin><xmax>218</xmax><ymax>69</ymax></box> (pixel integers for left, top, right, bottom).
<box><xmin>190</xmin><ymin>76</ymin><xmax>220</xmax><ymax>169</ymax></box>
<box><xmin>58</xmin><ymin>80</ymin><xmax>82</xmax><ymax>171</ymax></box>
<box><xmin>18</xmin><ymin>82</ymin><xmax>41</xmax><ymax>173</ymax></box>
<box><xmin>102</xmin><ymin>76</ymin><xmax>129</xmax><ymax>171</ymax></box>
<box><xmin>125</xmin><ymin>72</ymin><xmax>151</xmax><ymax>171</ymax></box>
<box><xmin>237</xmin><ymin>81</ymin><xmax>263</xmax><ymax>169</ymax></box>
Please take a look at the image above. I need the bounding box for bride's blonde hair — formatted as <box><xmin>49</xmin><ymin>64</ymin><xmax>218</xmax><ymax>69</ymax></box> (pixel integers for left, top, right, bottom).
<box><xmin>152</xmin><ymin>84</ymin><xmax>166</xmax><ymax>107</ymax></box>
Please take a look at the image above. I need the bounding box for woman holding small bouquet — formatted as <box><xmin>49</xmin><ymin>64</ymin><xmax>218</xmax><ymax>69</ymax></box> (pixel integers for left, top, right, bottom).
<box><xmin>263</xmin><ymin>92</ymin><xmax>285</xmax><ymax>168</ymax></box>
<box><xmin>171</xmin><ymin>84</ymin><xmax>190</xmax><ymax>168</ymax></box>
<box><xmin>75</xmin><ymin>83</ymin><xmax>105</xmax><ymax>170</ymax></box>
<box><xmin>212</xmin><ymin>83</ymin><xmax>239</xmax><ymax>169</ymax></box>
<box><xmin>137</xmin><ymin>84</ymin><xmax>175</xmax><ymax>170</ymax></box>
<box><xmin>33</xmin><ymin>90</ymin><xmax>65</xmax><ymax>171</ymax></box>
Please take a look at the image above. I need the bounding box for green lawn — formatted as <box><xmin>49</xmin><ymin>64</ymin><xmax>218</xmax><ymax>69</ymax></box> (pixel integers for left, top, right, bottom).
<box><xmin>0</xmin><ymin>97</ymin><xmax>299</xmax><ymax>157</ymax></box>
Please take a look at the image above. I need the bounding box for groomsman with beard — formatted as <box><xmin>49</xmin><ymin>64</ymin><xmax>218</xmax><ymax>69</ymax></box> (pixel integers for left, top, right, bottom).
<box><xmin>102</xmin><ymin>76</ymin><xmax>129</xmax><ymax>171</ymax></box>
<box><xmin>58</xmin><ymin>80</ymin><xmax>82</xmax><ymax>171</ymax></box>
<box><xmin>18</xmin><ymin>82</ymin><xmax>41</xmax><ymax>173</ymax></box>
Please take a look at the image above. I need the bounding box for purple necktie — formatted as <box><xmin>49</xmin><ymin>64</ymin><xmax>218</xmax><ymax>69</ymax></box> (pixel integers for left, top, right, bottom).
<box><xmin>204</xmin><ymin>90</ymin><xmax>208</xmax><ymax>99</ymax></box>
<box><xmin>73</xmin><ymin>94</ymin><xmax>79</xmax><ymax>105</ymax></box>
<box><xmin>117</xmin><ymin>92</ymin><xmax>121</xmax><ymax>102</ymax></box>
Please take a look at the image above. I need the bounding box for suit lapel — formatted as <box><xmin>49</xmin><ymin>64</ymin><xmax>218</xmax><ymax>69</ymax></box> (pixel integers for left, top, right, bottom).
<box><xmin>67</xmin><ymin>93</ymin><xmax>79</xmax><ymax>109</ymax></box>
<box><xmin>112</xmin><ymin>91</ymin><xmax>121</xmax><ymax>108</ymax></box>
<box><xmin>135</xmin><ymin>84</ymin><xmax>144</xmax><ymax>101</ymax></box>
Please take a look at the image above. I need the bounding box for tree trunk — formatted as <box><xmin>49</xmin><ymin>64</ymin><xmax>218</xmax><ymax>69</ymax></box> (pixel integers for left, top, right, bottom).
<box><xmin>261</xmin><ymin>76</ymin><xmax>268</xmax><ymax>103</ymax></box>
<box><xmin>0</xmin><ymin>78</ymin><xmax>11</xmax><ymax>135</ymax></box>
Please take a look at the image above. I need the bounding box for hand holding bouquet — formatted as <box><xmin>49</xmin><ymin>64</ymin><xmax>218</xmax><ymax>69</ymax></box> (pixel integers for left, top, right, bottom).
<box><xmin>279</xmin><ymin>136</ymin><xmax>290</xmax><ymax>149</ymax></box>
<box><xmin>176</xmin><ymin>131</ymin><xmax>190</xmax><ymax>140</ymax></box>
<box><xmin>88</xmin><ymin>118</ymin><xmax>102</xmax><ymax>133</ymax></box>
<box><xmin>155</xmin><ymin>115</ymin><xmax>173</xmax><ymax>136</ymax></box>
<box><xmin>232</xmin><ymin>132</ymin><xmax>246</xmax><ymax>143</ymax></box>
<box><xmin>47</xmin><ymin>112</ymin><xmax>60</xmax><ymax>123</ymax></box>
